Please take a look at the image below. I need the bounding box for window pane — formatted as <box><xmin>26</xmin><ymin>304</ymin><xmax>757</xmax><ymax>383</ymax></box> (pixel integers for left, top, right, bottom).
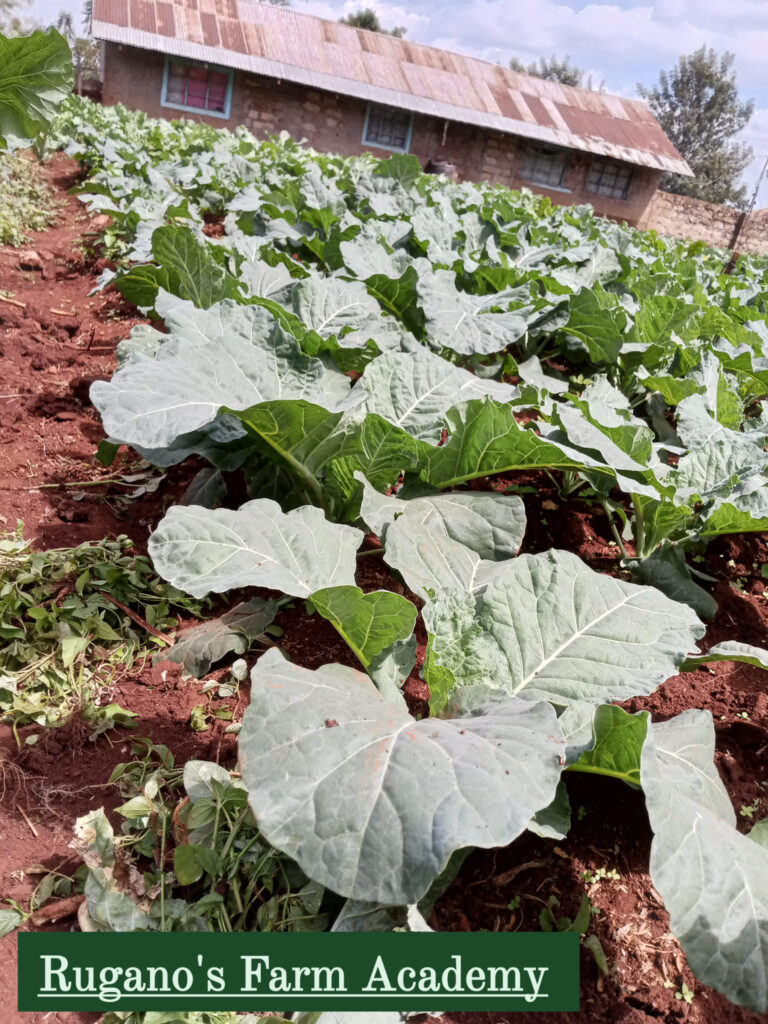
<box><xmin>187</xmin><ymin>76</ymin><xmax>208</xmax><ymax>106</ymax></box>
<box><xmin>520</xmin><ymin>145</ymin><xmax>568</xmax><ymax>188</ymax></box>
<box><xmin>364</xmin><ymin>103</ymin><xmax>412</xmax><ymax>150</ymax></box>
<box><xmin>586</xmin><ymin>158</ymin><xmax>632</xmax><ymax>199</ymax></box>
<box><xmin>165</xmin><ymin>61</ymin><xmax>230</xmax><ymax>114</ymax></box>
<box><xmin>207</xmin><ymin>72</ymin><xmax>228</xmax><ymax>112</ymax></box>
<box><xmin>166</xmin><ymin>63</ymin><xmax>188</xmax><ymax>104</ymax></box>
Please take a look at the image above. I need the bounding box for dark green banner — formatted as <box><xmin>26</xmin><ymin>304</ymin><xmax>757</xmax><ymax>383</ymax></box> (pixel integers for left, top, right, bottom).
<box><xmin>19</xmin><ymin>932</ymin><xmax>579</xmax><ymax>1011</ymax></box>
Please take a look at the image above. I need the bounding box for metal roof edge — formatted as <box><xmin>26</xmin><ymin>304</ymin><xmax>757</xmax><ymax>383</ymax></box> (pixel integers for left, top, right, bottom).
<box><xmin>93</xmin><ymin>21</ymin><xmax>694</xmax><ymax>176</ymax></box>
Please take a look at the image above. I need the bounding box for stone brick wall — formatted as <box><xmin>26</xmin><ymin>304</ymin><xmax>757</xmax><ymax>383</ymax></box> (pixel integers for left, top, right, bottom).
<box><xmin>640</xmin><ymin>190</ymin><xmax>768</xmax><ymax>254</ymax></box>
<box><xmin>475</xmin><ymin>132</ymin><xmax>660</xmax><ymax>225</ymax></box>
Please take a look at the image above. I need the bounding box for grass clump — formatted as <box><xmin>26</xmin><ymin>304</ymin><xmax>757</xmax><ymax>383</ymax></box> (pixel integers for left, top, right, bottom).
<box><xmin>0</xmin><ymin>523</ymin><xmax>207</xmax><ymax>740</ymax></box>
<box><xmin>0</xmin><ymin>152</ymin><xmax>60</xmax><ymax>246</ymax></box>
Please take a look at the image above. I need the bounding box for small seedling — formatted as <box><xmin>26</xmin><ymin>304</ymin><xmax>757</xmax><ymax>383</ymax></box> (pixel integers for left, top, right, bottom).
<box><xmin>676</xmin><ymin>981</ymin><xmax>695</xmax><ymax>1004</ymax></box>
<box><xmin>540</xmin><ymin>894</ymin><xmax>609</xmax><ymax>975</ymax></box>
<box><xmin>740</xmin><ymin>798</ymin><xmax>760</xmax><ymax>819</ymax></box>
<box><xmin>581</xmin><ymin>866</ymin><xmax>621</xmax><ymax>884</ymax></box>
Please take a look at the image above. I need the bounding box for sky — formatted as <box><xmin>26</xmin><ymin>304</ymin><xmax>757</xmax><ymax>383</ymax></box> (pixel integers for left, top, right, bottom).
<box><xmin>26</xmin><ymin>0</ymin><xmax>768</xmax><ymax>206</ymax></box>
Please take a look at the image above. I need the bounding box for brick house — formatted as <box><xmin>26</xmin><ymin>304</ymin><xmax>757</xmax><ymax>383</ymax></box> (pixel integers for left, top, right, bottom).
<box><xmin>91</xmin><ymin>0</ymin><xmax>691</xmax><ymax>225</ymax></box>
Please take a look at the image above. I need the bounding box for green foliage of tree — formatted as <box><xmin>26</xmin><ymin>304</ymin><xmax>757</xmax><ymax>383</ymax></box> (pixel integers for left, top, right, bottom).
<box><xmin>56</xmin><ymin>11</ymin><xmax>100</xmax><ymax>84</ymax></box>
<box><xmin>510</xmin><ymin>54</ymin><xmax>585</xmax><ymax>88</ymax></box>
<box><xmin>638</xmin><ymin>46</ymin><xmax>754</xmax><ymax>207</ymax></box>
<box><xmin>340</xmin><ymin>7</ymin><xmax>406</xmax><ymax>37</ymax></box>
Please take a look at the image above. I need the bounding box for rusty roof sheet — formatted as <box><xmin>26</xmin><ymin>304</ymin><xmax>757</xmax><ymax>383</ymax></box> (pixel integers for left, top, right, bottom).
<box><xmin>92</xmin><ymin>0</ymin><xmax>692</xmax><ymax>175</ymax></box>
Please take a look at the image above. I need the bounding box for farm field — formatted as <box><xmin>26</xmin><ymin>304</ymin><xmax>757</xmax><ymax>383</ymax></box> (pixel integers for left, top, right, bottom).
<box><xmin>1</xmin><ymin>95</ymin><xmax>768</xmax><ymax>1024</ymax></box>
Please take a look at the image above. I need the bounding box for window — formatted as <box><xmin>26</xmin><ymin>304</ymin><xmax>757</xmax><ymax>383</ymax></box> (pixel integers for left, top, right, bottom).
<box><xmin>520</xmin><ymin>145</ymin><xmax>570</xmax><ymax>190</ymax></box>
<box><xmin>586</xmin><ymin>158</ymin><xmax>633</xmax><ymax>200</ymax></box>
<box><xmin>161</xmin><ymin>58</ymin><xmax>233</xmax><ymax>118</ymax></box>
<box><xmin>362</xmin><ymin>102</ymin><xmax>413</xmax><ymax>152</ymax></box>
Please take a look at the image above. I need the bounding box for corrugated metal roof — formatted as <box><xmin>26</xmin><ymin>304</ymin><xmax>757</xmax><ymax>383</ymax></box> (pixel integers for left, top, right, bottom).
<box><xmin>92</xmin><ymin>0</ymin><xmax>693</xmax><ymax>176</ymax></box>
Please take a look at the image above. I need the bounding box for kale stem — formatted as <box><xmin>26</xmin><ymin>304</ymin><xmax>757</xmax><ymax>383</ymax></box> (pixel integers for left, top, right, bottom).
<box><xmin>159</xmin><ymin>809</ymin><xmax>167</xmax><ymax>931</ymax></box>
<box><xmin>599</xmin><ymin>498</ymin><xmax>629</xmax><ymax>560</ymax></box>
<box><xmin>632</xmin><ymin>494</ymin><xmax>646</xmax><ymax>558</ymax></box>
<box><xmin>356</xmin><ymin>546</ymin><xmax>385</xmax><ymax>558</ymax></box>
<box><xmin>218</xmin><ymin>804</ymin><xmax>249</xmax><ymax>863</ymax></box>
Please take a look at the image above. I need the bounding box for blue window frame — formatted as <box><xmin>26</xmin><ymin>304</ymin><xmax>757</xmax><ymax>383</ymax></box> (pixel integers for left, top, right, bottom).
<box><xmin>362</xmin><ymin>102</ymin><xmax>413</xmax><ymax>153</ymax></box>
<box><xmin>161</xmin><ymin>56</ymin><xmax>234</xmax><ymax>119</ymax></box>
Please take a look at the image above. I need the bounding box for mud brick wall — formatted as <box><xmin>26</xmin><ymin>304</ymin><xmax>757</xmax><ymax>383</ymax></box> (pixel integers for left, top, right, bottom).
<box><xmin>641</xmin><ymin>190</ymin><xmax>768</xmax><ymax>254</ymax></box>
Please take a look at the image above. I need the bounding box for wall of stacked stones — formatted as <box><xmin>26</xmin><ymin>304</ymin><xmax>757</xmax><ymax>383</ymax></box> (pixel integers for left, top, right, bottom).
<box><xmin>641</xmin><ymin>190</ymin><xmax>768</xmax><ymax>255</ymax></box>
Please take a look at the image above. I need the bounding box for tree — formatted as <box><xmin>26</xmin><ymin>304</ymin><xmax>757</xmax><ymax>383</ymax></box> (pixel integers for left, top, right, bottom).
<box><xmin>56</xmin><ymin>10</ymin><xmax>100</xmax><ymax>88</ymax></box>
<box><xmin>638</xmin><ymin>46</ymin><xmax>753</xmax><ymax>206</ymax></box>
<box><xmin>509</xmin><ymin>55</ymin><xmax>585</xmax><ymax>88</ymax></box>
<box><xmin>340</xmin><ymin>8</ymin><xmax>406</xmax><ymax>37</ymax></box>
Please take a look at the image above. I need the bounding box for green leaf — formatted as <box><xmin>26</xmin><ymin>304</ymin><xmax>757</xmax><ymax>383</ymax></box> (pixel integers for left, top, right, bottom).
<box><xmin>629</xmin><ymin>547</ymin><xmax>718</xmax><ymax>621</ymax></box>
<box><xmin>189</xmin><ymin>705</ymin><xmax>209</xmax><ymax>732</ymax></box>
<box><xmin>240</xmin><ymin>647</ymin><xmax>564</xmax><ymax>903</ymax></box>
<box><xmin>0</xmin><ymin>30</ymin><xmax>73</xmax><ymax>149</ymax></box>
<box><xmin>420</xmin><ymin>399</ymin><xmax>586</xmax><ymax>489</ymax></box>
<box><xmin>173</xmin><ymin>844</ymin><xmax>204</xmax><ymax>886</ymax></box>
<box><xmin>235</xmin><ymin>401</ymin><xmax>357</xmax><ymax>506</ymax></box>
<box><xmin>423</xmin><ymin>549</ymin><xmax>704</xmax><ymax>714</ymax></box>
<box><xmin>183</xmin><ymin>760</ymin><xmax>232</xmax><ymax>802</ymax></box>
<box><xmin>359</xmin><ymin>475</ymin><xmax>526</xmax><ymax>598</ymax></box>
<box><xmin>309</xmin><ymin>586</ymin><xmax>417</xmax><ymax>668</ymax></box>
<box><xmin>701</xmin><ymin>492</ymin><xmax>768</xmax><ymax>536</ymax></box>
<box><xmin>161</xmin><ymin>597</ymin><xmax>278</xmax><ymax>677</ymax></box>
<box><xmin>60</xmin><ymin>634</ymin><xmax>89</xmax><ymax>668</ymax></box>
<box><xmin>179</xmin><ymin>467</ymin><xmax>227</xmax><ymax>509</ymax></box>
<box><xmin>418</xmin><ymin>268</ymin><xmax>527</xmax><ymax>355</ymax></box>
<box><xmin>374</xmin><ymin>152</ymin><xmax>423</xmax><ymax>187</ymax></box>
<box><xmin>641</xmin><ymin>373</ymin><xmax>702</xmax><ymax>406</ymax></box>
<box><xmin>365</xmin><ymin>265</ymin><xmax>423</xmax><ymax>336</ymax></box>
<box><xmin>570</xmin><ymin>705</ymin><xmax>649</xmax><ymax>788</ymax></box>
<box><xmin>291</xmin><ymin>276</ymin><xmax>402</xmax><ymax>351</ymax></box>
<box><xmin>563</xmin><ymin>286</ymin><xmax>626</xmax><ymax>363</ymax></box>
<box><xmin>0</xmin><ymin>908</ymin><xmax>23</xmax><ymax>938</ymax></box>
<box><xmin>528</xmin><ymin>780</ymin><xmax>571</xmax><ymax>840</ymax></box>
<box><xmin>90</xmin><ymin>304</ymin><xmax>348</xmax><ymax>453</ymax></box>
<box><xmin>115</xmin><ymin>795</ymin><xmax>152</xmax><ymax>819</ymax></box>
<box><xmin>325</xmin><ymin>414</ymin><xmax>422</xmax><ymax>510</ymax></box>
<box><xmin>121</xmin><ymin>225</ymin><xmax>240</xmax><ymax>309</ymax></box>
<box><xmin>682</xmin><ymin>639</ymin><xmax>768</xmax><ymax>672</ymax></box>
<box><xmin>149</xmin><ymin>500</ymin><xmax>363</xmax><ymax>599</ymax></box>
<box><xmin>642</xmin><ymin>710</ymin><xmax>768</xmax><ymax>1013</ymax></box>
<box><xmin>343</xmin><ymin>346</ymin><xmax>519</xmax><ymax>443</ymax></box>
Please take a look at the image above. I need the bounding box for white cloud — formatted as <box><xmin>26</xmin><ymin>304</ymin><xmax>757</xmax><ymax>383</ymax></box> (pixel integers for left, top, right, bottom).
<box><xmin>29</xmin><ymin>0</ymin><xmax>81</xmax><ymax>28</ymax></box>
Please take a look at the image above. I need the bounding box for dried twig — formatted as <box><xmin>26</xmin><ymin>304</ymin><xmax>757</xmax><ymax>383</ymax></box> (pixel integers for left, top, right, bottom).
<box><xmin>16</xmin><ymin>802</ymin><xmax>39</xmax><ymax>837</ymax></box>
<box><xmin>0</xmin><ymin>294</ymin><xmax>26</xmax><ymax>309</ymax></box>
<box><xmin>30</xmin><ymin>895</ymin><xmax>86</xmax><ymax>926</ymax></box>
<box><xmin>99</xmin><ymin>591</ymin><xmax>172</xmax><ymax>644</ymax></box>
<box><xmin>491</xmin><ymin>859</ymin><xmax>549</xmax><ymax>887</ymax></box>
